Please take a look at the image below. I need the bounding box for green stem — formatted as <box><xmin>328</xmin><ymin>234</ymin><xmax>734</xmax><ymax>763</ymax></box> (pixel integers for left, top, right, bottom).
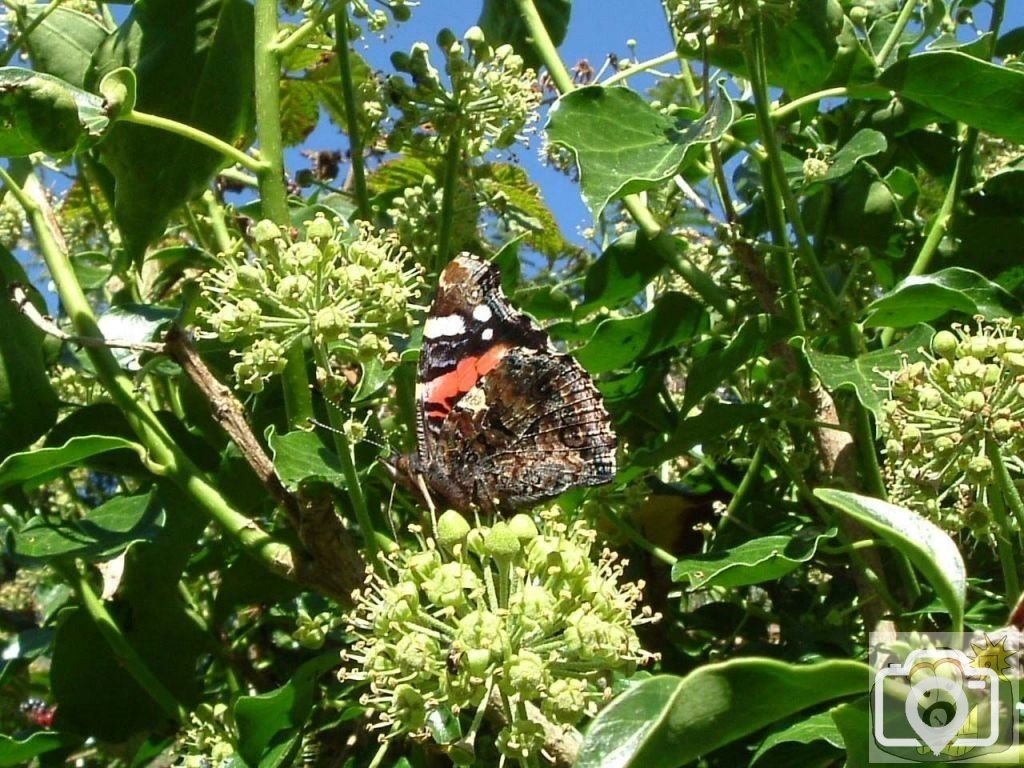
<box><xmin>720</xmin><ymin>442</ymin><xmax>765</xmax><ymax>529</ymax></box>
<box><xmin>435</xmin><ymin>131</ymin><xmax>462</xmax><ymax>269</ymax></box>
<box><xmin>281</xmin><ymin>345</ymin><xmax>314</xmax><ymax>427</ymax></box>
<box><xmin>852</xmin><ymin>394</ymin><xmax>887</xmax><ymax>499</ymax></box>
<box><xmin>272</xmin><ymin>1</ymin><xmax>339</xmax><ymax>55</ymax></box>
<box><xmin>875</xmin><ymin>0</ymin><xmax>920</xmax><ymax>66</ymax></box>
<box><xmin>988</xmin><ymin>487</ymin><xmax>1021</xmax><ymax>601</ymax></box>
<box><xmin>988</xmin><ymin>438</ymin><xmax>1024</xmax><ymax>535</ymax></box>
<box><xmin>65</xmin><ymin>561</ymin><xmax>188</xmax><ymax>723</ymax></box>
<box><xmin>253</xmin><ymin>0</ymin><xmax>290</xmax><ymax>223</ymax></box>
<box><xmin>334</xmin><ymin>3</ymin><xmax>371</xmax><ymax>221</ymax></box>
<box><xmin>771</xmin><ymin>87</ymin><xmax>848</xmax><ymax>124</ymax></box>
<box><xmin>311</xmin><ymin>345</ymin><xmax>378</xmax><ymax>569</ymax></box>
<box><xmin>122</xmin><ymin>111</ymin><xmax>265</xmax><ymax>173</ymax></box>
<box><xmin>202</xmin><ymin>190</ymin><xmax>233</xmax><ymax>254</ymax></box>
<box><xmin>601</xmin><ymin>50</ymin><xmax>679</xmax><ymax>87</ymax></box>
<box><xmin>1</xmin><ymin>160</ymin><xmax>294</xmax><ymax>575</ymax></box>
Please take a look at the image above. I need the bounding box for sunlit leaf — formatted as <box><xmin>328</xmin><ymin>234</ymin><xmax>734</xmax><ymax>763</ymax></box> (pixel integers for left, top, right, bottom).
<box><xmin>0</xmin><ymin>435</ymin><xmax>143</xmax><ymax>491</ymax></box>
<box><xmin>864</xmin><ymin>268</ymin><xmax>1021</xmax><ymax>327</ymax></box>
<box><xmin>815</xmin><ymin>489</ymin><xmax>966</xmax><ymax>629</ymax></box>
<box><xmin>267</xmin><ymin>427</ymin><xmax>347</xmax><ymax>491</ymax></box>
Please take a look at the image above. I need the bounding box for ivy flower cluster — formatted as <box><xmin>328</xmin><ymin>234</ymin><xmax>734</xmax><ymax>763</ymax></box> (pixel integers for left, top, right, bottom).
<box><xmin>387</xmin><ymin>27</ymin><xmax>542</xmax><ymax>157</ymax></box>
<box><xmin>174</xmin><ymin>703</ymin><xmax>235</xmax><ymax>768</ymax></box>
<box><xmin>198</xmin><ymin>215</ymin><xmax>422</xmax><ymax>392</ymax></box>
<box><xmin>672</xmin><ymin>0</ymin><xmax>796</xmax><ymax>43</ymax></box>
<box><xmin>339</xmin><ymin>508</ymin><xmax>659</xmax><ymax>761</ymax></box>
<box><xmin>881</xmin><ymin>320</ymin><xmax>1024</xmax><ymax>539</ymax></box>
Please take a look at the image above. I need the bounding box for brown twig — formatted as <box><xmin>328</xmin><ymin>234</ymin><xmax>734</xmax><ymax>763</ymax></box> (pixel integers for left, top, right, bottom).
<box><xmin>164</xmin><ymin>324</ymin><xmax>363</xmax><ymax>602</ymax></box>
<box><xmin>11</xmin><ymin>282</ymin><xmax>166</xmax><ymax>353</ymax></box>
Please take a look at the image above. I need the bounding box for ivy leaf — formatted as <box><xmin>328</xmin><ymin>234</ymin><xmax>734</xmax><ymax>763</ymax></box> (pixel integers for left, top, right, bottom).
<box><xmin>800</xmin><ymin>324</ymin><xmax>933</xmax><ymax>424</ymax></box>
<box><xmin>0</xmin><ymin>435</ymin><xmax>144</xmax><ymax>491</ymax></box>
<box><xmin>577</xmin><ymin>659</ymin><xmax>870</xmax><ymax>768</ymax></box>
<box><xmin>863</xmin><ymin>267</ymin><xmax>1022</xmax><ymax>328</ymax></box>
<box><xmin>581</xmin><ymin>231</ymin><xmax>666</xmax><ymax>312</ymax></box>
<box><xmin>880</xmin><ymin>51</ymin><xmax>1024</xmax><ymax>143</ymax></box>
<box><xmin>751</xmin><ymin>710</ymin><xmax>845</xmax><ymax>764</ymax></box>
<box><xmin>479</xmin><ymin>163</ymin><xmax>572</xmax><ymax>258</ymax></box>
<box><xmin>89</xmin><ymin>0</ymin><xmax>255</xmax><ymax>261</ymax></box>
<box><xmin>672</xmin><ymin>529</ymin><xmax>836</xmax><ymax>589</ymax></box>
<box><xmin>478</xmin><ymin>0</ymin><xmax>570</xmax><ymax>71</ymax></box>
<box><xmin>0</xmin><ymin>67</ymin><xmax>106</xmax><ymax>156</ymax></box>
<box><xmin>546</xmin><ymin>86</ymin><xmax>735</xmax><ymax>220</ymax></box>
<box><xmin>634</xmin><ymin>403</ymin><xmax>768</xmax><ymax>467</ymax></box>
<box><xmin>0</xmin><ymin>732</ymin><xmax>78</xmax><ymax>767</ymax></box>
<box><xmin>267</xmin><ymin>428</ymin><xmax>346</xmax><ymax>491</ymax></box>
<box><xmin>12</xmin><ymin>490</ymin><xmax>164</xmax><ymax>563</ymax></box>
<box><xmin>683</xmin><ymin>315</ymin><xmax>792</xmax><ymax>411</ymax></box>
<box><xmin>815</xmin><ymin>489</ymin><xmax>966</xmax><ymax>629</ymax></box>
<box><xmin>22</xmin><ymin>6</ymin><xmax>112</xmax><ymax>89</ymax></box>
<box><xmin>0</xmin><ymin>248</ymin><xmax>58</xmax><ymax>459</ymax></box>
<box><xmin>235</xmin><ymin>653</ymin><xmax>338</xmax><ymax>766</ymax></box>
<box><xmin>814</xmin><ymin>128</ymin><xmax>887</xmax><ymax>185</ymax></box>
<box><xmin>575</xmin><ymin>292</ymin><xmax>709</xmax><ymax>373</ymax></box>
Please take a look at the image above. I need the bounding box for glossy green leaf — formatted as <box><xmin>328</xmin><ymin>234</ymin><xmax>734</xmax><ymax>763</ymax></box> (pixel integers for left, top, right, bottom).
<box><xmin>236</xmin><ymin>653</ymin><xmax>337</xmax><ymax>765</ymax></box>
<box><xmin>478</xmin><ymin>0</ymin><xmax>570</xmax><ymax>71</ymax></box>
<box><xmin>817</xmin><ymin>128</ymin><xmax>887</xmax><ymax>183</ymax></box>
<box><xmin>577</xmin><ymin>659</ymin><xmax>870</xmax><ymax>768</ymax></box>
<box><xmin>0</xmin><ymin>67</ymin><xmax>105</xmax><ymax>156</ymax></box>
<box><xmin>581</xmin><ymin>231</ymin><xmax>666</xmax><ymax>312</ymax></box>
<box><xmin>0</xmin><ymin>248</ymin><xmax>58</xmax><ymax>459</ymax></box>
<box><xmin>0</xmin><ymin>732</ymin><xmax>77</xmax><ymax>767</ymax></box>
<box><xmin>800</xmin><ymin>324</ymin><xmax>933</xmax><ymax>424</ymax></box>
<box><xmin>672</xmin><ymin>529</ymin><xmax>836</xmax><ymax>589</ymax></box>
<box><xmin>634</xmin><ymin>403</ymin><xmax>767</xmax><ymax>467</ymax></box>
<box><xmin>22</xmin><ymin>6</ymin><xmax>111</xmax><ymax>89</ymax></box>
<box><xmin>683</xmin><ymin>315</ymin><xmax>792</xmax><ymax>411</ymax></box>
<box><xmin>879</xmin><ymin>51</ymin><xmax>1024</xmax><ymax>143</ymax></box>
<box><xmin>267</xmin><ymin>428</ymin><xmax>346</xmax><ymax>491</ymax></box>
<box><xmin>751</xmin><ymin>710</ymin><xmax>844</xmax><ymax>764</ymax></box>
<box><xmin>96</xmin><ymin>303</ymin><xmax>177</xmax><ymax>369</ymax></box>
<box><xmin>353</xmin><ymin>356</ymin><xmax>395</xmax><ymax>402</ymax></box>
<box><xmin>575</xmin><ymin>292</ymin><xmax>709</xmax><ymax>373</ymax></box>
<box><xmin>12</xmin><ymin>490</ymin><xmax>163</xmax><ymax>563</ymax></box>
<box><xmin>90</xmin><ymin>0</ymin><xmax>255</xmax><ymax>260</ymax></box>
<box><xmin>815</xmin><ymin>489</ymin><xmax>966</xmax><ymax>629</ymax></box>
<box><xmin>98</xmin><ymin>67</ymin><xmax>137</xmax><ymax>118</ymax></box>
<box><xmin>863</xmin><ymin>267</ymin><xmax>1021</xmax><ymax>327</ymax></box>
<box><xmin>830</xmin><ymin>699</ymin><xmax>870</xmax><ymax>768</ymax></box>
<box><xmin>546</xmin><ymin>86</ymin><xmax>735</xmax><ymax>219</ymax></box>
<box><xmin>0</xmin><ymin>435</ymin><xmax>143</xmax><ymax>491</ymax></box>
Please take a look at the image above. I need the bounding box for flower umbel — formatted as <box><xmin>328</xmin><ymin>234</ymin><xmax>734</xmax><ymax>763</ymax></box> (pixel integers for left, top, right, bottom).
<box><xmin>198</xmin><ymin>215</ymin><xmax>422</xmax><ymax>391</ymax></box>
<box><xmin>339</xmin><ymin>508</ymin><xmax>659</xmax><ymax>760</ymax></box>
<box><xmin>882</xmin><ymin>320</ymin><xmax>1024</xmax><ymax>540</ymax></box>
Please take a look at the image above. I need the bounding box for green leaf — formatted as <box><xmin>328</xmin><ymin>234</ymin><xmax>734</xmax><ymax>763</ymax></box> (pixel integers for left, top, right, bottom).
<box><xmin>12</xmin><ymin>489</ymin><xmax>163</xmax><ymax>563</ymax></box>
<box><xmin>577</xmin><ymin>659</ymin><xmax>870</xmax><ymax>768</ymax></box>
<box><xmin>89</xmin><ymin>0</ymin><xmax>255</xmax><ymax>261</ymax></box>
<box><xmin>0</xmin><ymin>732</ymin><xmax>77</xmax><ymax>767</ymax></box>
<box><xmin>479</xmin><ymin>163</ymin><xmax>572</xmax><ymax>258</ymax></box>
<box><xmin>235</xmin><ymin>653</ymin><xmax>338</xmax><ymax>766</ymax></box>
<box><xmin>863</xmin><ymin>267</ymin><xmax>1021</xmax><ymax>328</ymax></box>
<box><xmin>800</xmin><ymin>324</ymin><xmax>933</xmax><ymax>424</ymax></box>
<box><xmin>0</xmin><ymin>67</ymin><xmax>105</xmax><ymax>156</ymax></box>
<box><xmin>814</xmin><ymin>489</ymin><xmax>966</xmax><ymax>629</ymax></box>
<box><xmin>671</xmin><ymin>529</ymin><xmax>836</xmax><ymax>589</ymax></box>
<box><xmin>22</xmin><ymin>6</ymin><xmax>111</xmax><ymax>89</ymax></box>
<box><xmin>0</xmin><ymin>435</ymin><xmax>143</xmax><ymax>491</ymax></box>
<box><xmin>98</xmin><ymin>67</ymin><xmax>136</xmax><ymax>118</ymax></box>
<box><xmin>752</xmin><ymin>710</ymin><xmax>844</xmax><ymax>764</ymax></box>
<box><xmin>634</xmin><ymin>403</ymin><xmax>767</xmax><ymax>467</ymax></box>
<box><xmin>0</xmin><ymin>248</ymin><xmax>58</xmax><ymax>459</ymax></box>
<box><xmin>267</xmin><ymin>427</ymin><xmax>346</xmax><ymax>491</ymax></box>
<box><xmin>575</xmin><ymin>292</ymin><xmax>709</xmax><ymax>373</ymax></box>
<box><xmin>478</xmin><ymin>0</ymin><xmax>570</xmax><ymax>71</ymax></box>
<box><xmin>96</xmin><ymin>303</ymin><xmax>178</xmax><ymax>369</ymax></box>
<box><xmin>879</xmin><ymin>51</ymin><xmax>1024</xmax><ymax>143</ymax></box>
<box><xmin>581</xmin><ymin>231</ymin><xmax>666</xmax><ymax>312</ymax></box>
<box><xmin>546</xmin><ymin>86</ymin><xmax>735</xmax><ymax>219</ymax></box>
<box><xmin>817</xmin><ymin>128</ymin><xmax>887</xmax><ymax>184</ymax></box>
<box><xmin>830</xmin><ymin>698</ymin><xmax>870</xmax><ymax>768</ymax></box>
<box><xmin>683</xmin><ymin>315</ymin><xmax>792</xmax><ymax>411</ymax></box>
<box><xmin>352</xmin><ymin>356</ymin><xmax>395</xmax><ymax>402</ymax></box>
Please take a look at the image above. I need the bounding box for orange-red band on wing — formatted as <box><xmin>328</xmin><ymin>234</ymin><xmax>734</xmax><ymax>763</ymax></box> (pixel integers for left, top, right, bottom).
<box><xmin>423</xmin><ymin>343</ymin><xmax>509</xmax><ymax>420</ymax></box>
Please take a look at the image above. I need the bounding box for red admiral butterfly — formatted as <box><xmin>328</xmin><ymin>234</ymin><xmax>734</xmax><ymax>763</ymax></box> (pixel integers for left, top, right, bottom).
<box><xmin>392</xmin><ymin>254</ymin><xmax>616</xmax><ymax>515</ymax></box>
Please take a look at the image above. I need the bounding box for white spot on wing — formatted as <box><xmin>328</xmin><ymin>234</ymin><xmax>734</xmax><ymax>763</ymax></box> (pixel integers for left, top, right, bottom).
<box><xmin>423</xmin><ymin>314</ymin><xmax>466</xmax><ymax>338</ymax></box>
<box><xmin>472</xmin><ymin>304</ymin><xmax>493</xmax><ymax>322</ymax></box>
<box><xmin>481</xmin><ymin>328</ymin><xmax>494</xmax><ymax>341</ymax></box>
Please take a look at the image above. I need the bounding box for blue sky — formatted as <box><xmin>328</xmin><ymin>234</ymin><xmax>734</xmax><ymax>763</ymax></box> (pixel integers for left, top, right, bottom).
<box><xmin>292</xmin><ymin>1</ymin><xmax>1024</xmax><ymax>248</ymax></box>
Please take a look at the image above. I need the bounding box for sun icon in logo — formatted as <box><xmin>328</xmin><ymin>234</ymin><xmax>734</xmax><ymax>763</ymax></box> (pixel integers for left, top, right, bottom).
<box><xmin>968</xmin><ymin>634</ymin><xmax>1017</xmax><ymax>681</ymax></box>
